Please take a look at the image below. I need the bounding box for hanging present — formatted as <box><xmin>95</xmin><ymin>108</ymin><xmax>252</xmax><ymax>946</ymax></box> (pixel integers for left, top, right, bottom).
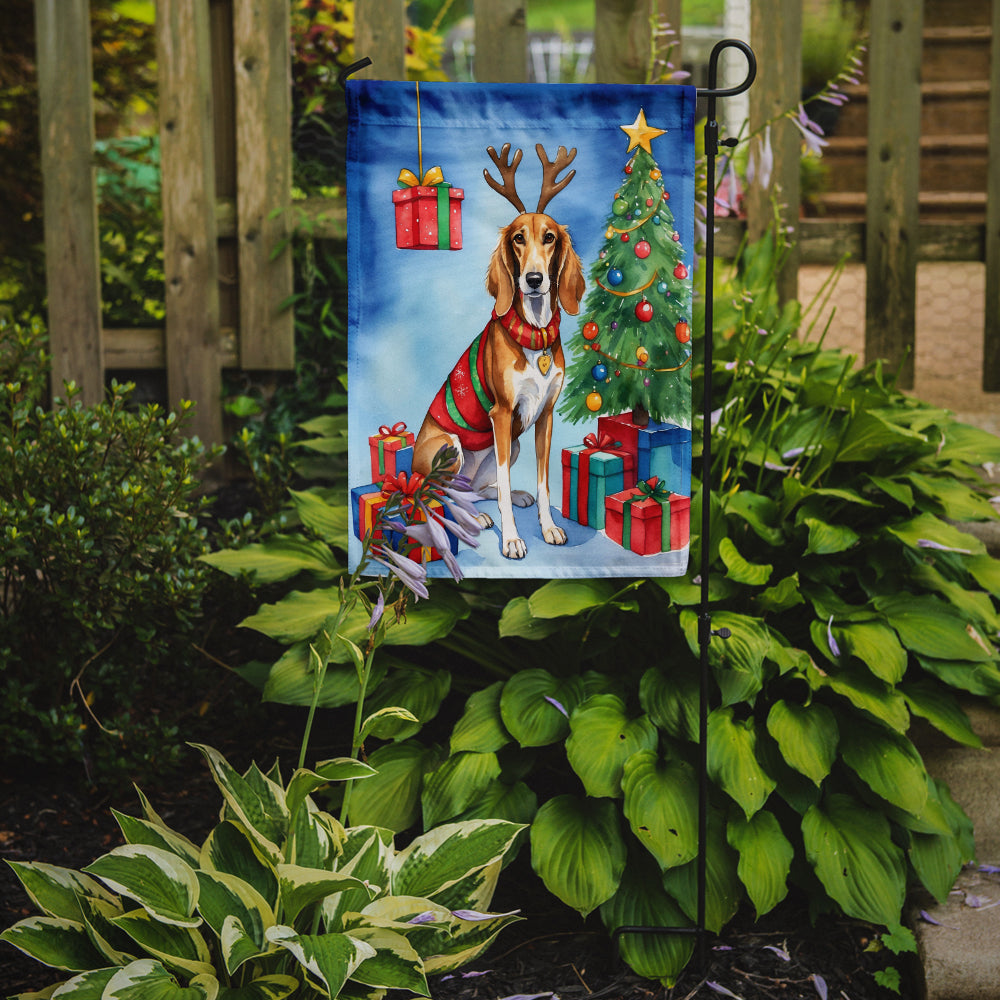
<box><xmin>368</xmin><ymin>421</ymin><xmax>414</xmax><ymax>481</ymax></box>
<box><xmin>391</xmin><ymin>83</ymin><xmax>463</xmax><ymax>250</ymax></box>
<box><xmin>605</xmin><ymin>477</ymin><xmax>690</xmax><ymax>556</ymax></box>
<box><xmin>561</xmin><ymin>431</ymin><xmax>635</xmax><ymax>529</ymax></box>
<box><xmin>598</xmin><ymin>411</ymin><xmax>692</xmax><ymax>497</ymax></box>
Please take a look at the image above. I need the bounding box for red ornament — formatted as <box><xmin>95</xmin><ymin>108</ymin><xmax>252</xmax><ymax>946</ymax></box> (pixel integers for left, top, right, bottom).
<box><xmin>672</xmin><ymin>231</ymin><xmax>681</xmax><ymax>242</ymax></box>
<box><xmin>582</xmin><ymin>321</ymin><xmax>599</xmax><ymax>340</ymax></box>
<box><xmin>635</xmin><ymin>240</ymin><xmax>651</xmax><ymax>259</ymax></box>
<box><xmin>635</xmin><ymin>299</ymin><xmax>653</xmax><ymax>323</ymax></box>
<box><xmin>675</xmin><ymin>320</ymin><xmax>691</xmax><ymax>343</ymax></box>
<box><xmin>673</xmin><ymin>263</ymin><xmax>689</xmax><ymax>280</ymax></box>
<box><xmin>620</xmin><ymin>233</ymin><xmax>630</xmax><ymax>243</ymax></box>
<box><xmin>624</xmin><ymin>163</ymin><xmax>633</xmax><ymax>175</ymax></box>
<box><xmin>646</xmin><ymin>198</ymin><xmax>654</xmax><ymax>207</ymax></box>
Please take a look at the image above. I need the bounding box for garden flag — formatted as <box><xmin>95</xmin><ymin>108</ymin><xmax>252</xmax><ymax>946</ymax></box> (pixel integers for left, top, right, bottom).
<box><xmin>347</xmin><ymin>80</ymin><xmax>696</xmax><ymax>578</ymax></box>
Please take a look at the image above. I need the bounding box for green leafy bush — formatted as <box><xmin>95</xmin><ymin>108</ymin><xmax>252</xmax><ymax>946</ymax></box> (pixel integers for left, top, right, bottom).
<box><xmin>0</xmin><ymin>317</ymin><xmax>219</xmax><ymax>782</ymax></box>
<box><xmin>1</xmin><ymin>743</ymin><xmax>523</xmax><ymax>998</ymax></box>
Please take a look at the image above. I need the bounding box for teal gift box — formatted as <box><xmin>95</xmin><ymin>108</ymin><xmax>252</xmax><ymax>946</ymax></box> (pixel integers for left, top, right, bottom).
<box><xmin>598</xmin><ymin>411</ymin><xmax>692</xmax><ymax>497</ymax></box>
<box><xmin>561</xmin><ymin>433</ymin><xmax>635</xmax><ymax>529</ymax></box>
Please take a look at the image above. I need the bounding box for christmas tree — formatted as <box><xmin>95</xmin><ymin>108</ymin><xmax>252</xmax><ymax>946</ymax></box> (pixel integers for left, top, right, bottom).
<box><xmin>560</xmin><ymin>109</ymin><xmax>693</xmax><ymax>427</ymax></box>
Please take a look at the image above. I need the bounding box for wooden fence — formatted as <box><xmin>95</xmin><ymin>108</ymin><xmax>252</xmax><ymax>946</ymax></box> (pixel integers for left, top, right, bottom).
<box><xmin>33</xmin><ymin>0</ymin><xmax>1000</xmax><ymax>445</ymax></box>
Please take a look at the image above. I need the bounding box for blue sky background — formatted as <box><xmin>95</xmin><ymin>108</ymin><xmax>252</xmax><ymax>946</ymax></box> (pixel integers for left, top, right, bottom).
<box><xmin>346</xmin><ymin>80</ymin><xmax>696</xmax><ymax>577</ymax></box>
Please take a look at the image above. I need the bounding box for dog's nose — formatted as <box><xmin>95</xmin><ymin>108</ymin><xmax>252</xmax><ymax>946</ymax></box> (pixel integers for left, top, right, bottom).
<box><xmin>525</xmin><ymin>271</ymin><xmax>544</xmax><ymax>290</ymax></box>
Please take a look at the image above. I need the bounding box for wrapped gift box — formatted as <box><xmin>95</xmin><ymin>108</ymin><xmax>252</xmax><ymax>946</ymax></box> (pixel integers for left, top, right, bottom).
<box><xmin>561</xmin><ymin>433</ymin><xmax>635</xmax><ymax>529</ymax></box>
<box><xmin>351</xmin><ymin>480</ymin><xmax>458</xmax><ymax>563</ymax></box>
<box><xmin>369</xmin><ymin>421</ymin><xmax>415</xmax><ymax>481</ymax></box>
<box><xmin>597</xmin><ymin>411</ymin><xmax>691</xmax><ymax>497</ymax></box>
<box><xmin>392</xmin><ymin>184</ymin><xmax>464</xmax><ymax>250</ymax></box>
<box><xmin>605</xmin><ymin>479</ymin><xmax>691</xmax><ymax>556</ymax></box>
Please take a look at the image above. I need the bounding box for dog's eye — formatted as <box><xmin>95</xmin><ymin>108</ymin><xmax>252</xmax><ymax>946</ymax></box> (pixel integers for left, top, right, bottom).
<box><xmin>543</xmin><ymin>232</ymin><xmax>556</xmax><ymax>244</ymax></box>
<box><xmin>512</xmin><ymin>233</ymin><xmax>525</xmax><ymax>245</ymax></box>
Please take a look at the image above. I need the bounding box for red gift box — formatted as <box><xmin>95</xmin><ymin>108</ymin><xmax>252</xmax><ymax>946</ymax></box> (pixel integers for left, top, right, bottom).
<box><xmin>369</xmin><ymin>421</ymin><xmax>415</xmax><ymax>481</ymax></box>
<box><xmin>605</xmin><ymin>478</ymin><xmax>691</xmax><ymax>556</ymax></box>
<box><xmin>392</xmin><ymin>180</ymin><xmax>463</xmax><ymax>250</ymax></box>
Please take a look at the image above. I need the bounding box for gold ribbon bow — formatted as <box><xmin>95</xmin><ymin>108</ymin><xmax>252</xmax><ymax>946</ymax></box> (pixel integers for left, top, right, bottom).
<box><xmin>397</xmin><ymin>165</ymin><xmax>445</xmax><ymax>188</ymax></box>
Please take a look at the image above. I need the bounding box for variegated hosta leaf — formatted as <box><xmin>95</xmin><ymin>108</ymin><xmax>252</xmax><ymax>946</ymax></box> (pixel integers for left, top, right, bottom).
<box><xmin>621</xmin><ymin>751</ymin><xmax>699</xmax><ymax>871</ymax></box>
<box><xmin>83</xmin><ymin>846</ymin><xmax>200</xmax><ymax>928</ymax></box>
<box><xmin>195</xmin><ymin>871</ymin><xmax>274</xmax><ymax>974</ymax></box>
<box><xmin>0</xmin><ymin>916</ymin><xmax>107</xmax><ymax>971</ymax></box>
<box><xmin>288</xmin><ymin>802</ymin><xmax>344</xmax><ymax>870</ymax></box>
<box><xmin>214</xmin><ymin>974</ymin><xmax>300</xmax><ymax>1000</ymax></box>
<box><xmin>191</xmin><ymin>745</ymin><xmax>288</xmax><ymax>863</ymax></box>
<box><xmin>111</xmin><ymin>810</ymin><xmax>202</xmax><ymax>868</ymax></box>
<box><xmin>421</xmin><ymin>907</ymin><xmax>522</xmax><ymax>975</ymax></box>
<box><xmin>599</xmin><ymin>853</ymin><xmax>694</xmax><ymax>987</ymax></box>
<box><xmin>110</xmin><ymin>908</ymin><xmax>214</xmax><ymax>978</ymax></box>
<box><xmin>4</xmin><ymin>861</ymin><xmax>118</xmax><ymax>922</ymax></box>
<box><xmin>727</xmin><ymin>810</ymin><xmax>793</xmax><ymax>918</ymax></box>
<box><xmin>276</xmin><ymin>864</ymin><xmax>375</xmax><ymax>925</ymax></box>
<box><xmin>425</xmin><ymin>859</ymin><xmax>501</xmax><ymax>916</ymax></box>
<box><xmin>391</xmin><ymin>820</ymin><xmax>524</xmax><ymax>901</ymax></box>
<box><xmin>344</xmin><ymin>926</ymin><xmax>429</xmax><ymax>995</ymax></box>
<box><xmin>450</xmin><ymin>681</ymin><xmax>511</xmax><ymax>754</ymax></box>
<box><xmin>265</xmin><ymin>925</ymin><xmax>376</xmax><ymax>998</ymax></box>
<box><xmin>765</xmin><ymin>700</ymin><xmax>838</xmax><ymax>786</ymax></box>
<box><xmin>566</xmin><ymin>695</ymin><xmax>658</xmax><ymax>799</ymax></box>
<box><xmin>46</xmin><ymin>966</ymin><xmax>118</xmax><ymax>997</ymax></box>
<box><xmin>529</xmin><ymin>795</ymin><xmax>626</xmax><ymax>917</ymax></box>
<box><xmin>323</xmin><ymin>829</ymin><xmax>393</xmax><ymax>931</ymax></box>
<box><xmin>200</xmin><ymin>822</ymin><xmax>278</xmax><ymax>910</ymax></box>
<box><xmin>706</xmin><ymin>707</ymin><xmax>776</xmax><ymax>819</ymax></box>
<box><xmin>77</xmin><ymin>894</ymin><xmax>136</xmax><ymax>966</ymax></box>
<box><xmin>838</xmin><ymin>717</ymin><xmax>929</xmax><ymax>817</ymax></box>
<box><xmin>499</xmin><ymin>669</ymin><xmax>585</xmax><ymax>747</ymax></box>
<box><xmin>102</xmin><ymin>958</ymin><xmax>218</xmax><ymax>999</ymax></box>
<box><xmin>420</xmin><ymin>751</ymin><xmax>502</xmax><ymax>829</ymax></box>
<box><xmin>802</xmin><ymin>793</ymin><xmax>906</xmax><ymax>926</ymax></box>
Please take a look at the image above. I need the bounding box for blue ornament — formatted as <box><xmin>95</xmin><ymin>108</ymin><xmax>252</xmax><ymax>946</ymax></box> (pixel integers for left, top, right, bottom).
<box><xmin>591</xmin><ymin>363</ymin><xmax>608</xmax><ymax>381</ymax></box>
<box><xmin>657</xmin><ymin>281</ymin><xmax>668</xmax><ymax>294</ymax></box>
<box><xmin>652</xmin><ymin>215</ymin><xmax>661</xmax><ymax>225</ymax></box>
<box><xmin>607</xmin><ymin>268</ymin><xmax>623</xmax><ymax>286</ymax></box>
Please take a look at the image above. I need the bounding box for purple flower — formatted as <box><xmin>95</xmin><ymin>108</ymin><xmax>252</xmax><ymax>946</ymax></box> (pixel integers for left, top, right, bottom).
<box><xmin>706</xmin><ymin>983</ymin><xmax>742</xmax><ymax>999</ymax></box>
<box><xmin>451</xmin><ymin>908</ymin><xmax>520</xmax><ymax>921</ymax></box>
<box><xmin>763</xmin><ymin>944</ymin><xmax>790</xmax><ymax>961</ymax></box>
<box><xmin>370</xmin><ymin>544</ymin><xmax>429</xmax><ymax>600</ymax></box>
<box><xmin>407</xmin><ymin>911</ymin><xmax>438</xmax><ymax>925</ymax></box>
<box><xmin>385</xmin><ymin>511</ymin><xmax>465</xmax><ymax>582</ymax></box>
<box><xmin>367</xmin><ymin>591</ymin><xmax>385</xmax><ymax>631</ymax></box>
<box><xmin>747</xmin><ymin>124</ymin><xmax>774</xmax><ymax>191</ymax></box>
<box><xmin>827</xmin><ymin>616</ymin><xmax>841</xmax><ymax>658</ymax></box>
<box><xmin>812</xmin><ymin>974</ymin><xmax>828</xmax><ymax>1000</ymax></box>
<box><xmin>544</xmin><ymin>695</ymin><xmax>569</xmax><ymax>718</ymax></box>
<box><xmin>790</xmin><ymin>104</ymin><xmax>828</xmax><ymax>156</ymax></box>
<box><xmin>917</xmin><ymin>538</ymin><xmax>973</xmax><ymax>554</ymax></box>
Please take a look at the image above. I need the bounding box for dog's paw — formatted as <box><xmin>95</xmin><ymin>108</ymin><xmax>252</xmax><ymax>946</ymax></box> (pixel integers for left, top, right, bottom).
<box><xmin>476</xmin><ymin>511</ymin><xmax>495</xmax><ymax>529</ymax></box>
<box><xmin>511</xmin><ymin>490</ymin><xmax>536</xmax><ymax>508</ymax></box>
<box><xmin>502</xmin><ymin>536</ymin><xmax>528</xmax><ymax>559</ymax></box>
<box><xmin>542</xmin><ymin>524</ymin><xmax>567</xmax><ymax>546</ymax></box>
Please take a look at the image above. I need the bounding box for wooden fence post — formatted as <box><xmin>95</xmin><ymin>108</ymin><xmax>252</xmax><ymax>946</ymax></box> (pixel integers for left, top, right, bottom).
<box><xmin>233</xmin><ymin>0</ymin><xmax>294</xmax><ymax>370</ymax></box>
<box><xmin>157</xmin><ymin>0</ymin><xmax>223</xmax><ymax>445</ymax></box>
<box><xmin>746</xmin><ymin>0</ymin><xmax>801</xmax><ymax>305</ymax></box>
<box><xmin>34</xmin><ymin>0</ymin><xmax>104</xmax><ymax>405</ymax></box>
<box><xmin>864</xmin><ymin>0</ymin><xmax>923</xmax><ymax>389</ymax></box>
<box><xmin>983</xmin><ymin>0</ymin><xmax>1000</xmax><ymax>391</ymax></box>
<box><xmin>474</xmin><ymin>0</ymin><xmax>527</xmax><ymax>83</ymax></box>
<box><xmin>594</xmin><ymin>0</ymin><xmax>658</xmax><ymax>84</ymax></box>
<box><xmin>354</xmin><ymin>0</ymin><xmax>407</xmax><ymax>80</ymax></box>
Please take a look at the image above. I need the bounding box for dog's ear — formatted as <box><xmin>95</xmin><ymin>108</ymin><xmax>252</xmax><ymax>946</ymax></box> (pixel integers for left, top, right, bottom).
<box><xmin>555</xmin><ymin>227</ymin><xmax>586</xmax><ymax>316</ymax></box>
<box><xmin>486</xmin><ymin>226</ymin><xmax>516</xmax><ymax>315</ymax></box>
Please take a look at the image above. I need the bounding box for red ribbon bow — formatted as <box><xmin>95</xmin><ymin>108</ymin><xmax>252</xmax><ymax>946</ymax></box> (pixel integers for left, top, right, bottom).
<box><xmin>378</xmin><ymin>421</ymin><xmax>408</xmax><ymax>437</ymax></box>
<box><xmin>381</xmin><ymin>471</ymin><xmax>425</xmax><ymax>498</ymax></box>
<box><xmin>583</xmin><ymin>431</ymin><xmax>621</xmax><ymax>450</ymax></box>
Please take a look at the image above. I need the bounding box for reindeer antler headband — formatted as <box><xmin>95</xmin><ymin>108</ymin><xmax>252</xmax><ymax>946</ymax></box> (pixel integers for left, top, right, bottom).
<box><xmin>484</xmin><ymin>143</ymin><xmax>577</xmax><ymax>214</ymax></box>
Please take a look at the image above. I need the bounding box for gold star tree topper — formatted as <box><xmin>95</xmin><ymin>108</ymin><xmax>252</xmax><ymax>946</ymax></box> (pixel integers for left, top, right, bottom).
<box><xmin>620</xmin><ymin>109</ymin><xmax>667</xmax><ymax>153</ymax></box>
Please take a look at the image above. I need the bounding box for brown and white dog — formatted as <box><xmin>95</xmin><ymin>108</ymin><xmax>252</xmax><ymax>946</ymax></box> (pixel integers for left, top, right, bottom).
<box><xmin>413</xmin><ymin>144</ymin><xmax>585</xmax><ymax>559</ymax></box>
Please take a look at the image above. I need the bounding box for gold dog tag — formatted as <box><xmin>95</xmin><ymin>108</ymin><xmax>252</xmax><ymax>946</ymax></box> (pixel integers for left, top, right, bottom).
<box><xmin>538</xmin><ymin>350</ymin><xmax>552</xmax><ymax>376</ymax></box>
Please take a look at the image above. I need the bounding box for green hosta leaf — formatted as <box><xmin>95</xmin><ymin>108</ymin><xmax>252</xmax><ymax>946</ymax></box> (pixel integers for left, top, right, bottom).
<box><xmin>599</xmin><ymin>852</ymin><xmax>694</xmax><ymax>987</ymax></box>
<box><xmin>803</xmin><ymin>517</ymin><xmax>859</xmax><ymax>555</ymax></box>
<box><xmin>103</xmin><ymin>959</ymin><xmax>218</xmax><ymax>1000</ymax></box>
<box><xmin>347</xmin><ymin>740</ymin><xmax>442</xmax><ymax>832</ymax></box>
<box><xmin>802</xmin><ymin>793</ymin><xmax>906</xmax><ymax>926</ymax></box>
<box><xmin>839</xmin><ymin>718</ymin><xmax>928</xmax><ymax>816</ymax></box>
<box><xmin>727</xmin><ymin>811</ymin><xmax>793</xmax><ymax>918</ymax></box>
<box><xmin>906</xmin><ymin>472</ymin><xmax>998</xmax><ymax>521</ymax></box>
<box><xmin>885</xmin><ymin>512</ymin><xmax>985</xmax><ymax>556</ymax></box>
<box><xmin>261</xmin><ymin>643</ymin><xmax>385</xmax><ymax>708</ymax></box>
<box><xmin>265</xmin><ymin>926</ymin><xmax>375</xmax><ymax>998</ymax></box>
<box><xmin>499</xmin><ymin>670</ymin><xmax>584</xmax><ymax>747</ymax></box>
<box><xmin>195</xmin><ymin>871</ymin><xmax>273</xmax><ymax>974</ymax></box>
<box><xmin>200</xmin><ymin>535</ymin><xmax>340</xmax><ymax>584</ymax></box>
<box><xmin>5</xmin><ymin>862</ymin><xmax>118</xmax><ymax>922</ymax></box>
<box><xmin>967</xmin><ymin>553</ymin><xmax>1000</xmax><ymax>597</ymax></box>
<box><xmin>450</xmin><ymin>682</ymin><xmax>511</xmax><ymax>754</ymax></box>
<box><xmin>621</xmin><ymin>751</ymin><xmax>699</xmax><ymax>871</ymax></box>
<box><xmin>288</xmin><ymin>489</ymin><xmax>349</xmax><ymax>544</ymax></box>
<box><xmin>421</xmin><ymin>751</ymin><xmax>502</xmax><ymax>828</ymax></box>
<box><xmin>834</xmin><ymin>409</ymin><xmax>927</xmax><ymax>463</ymax></box>
<box><xmin>277</xmin><ymin>865</ymin><xmax>374</xmax><ymax>925</ymax></box>
<box><xmin>0</xmin><ymin>916</ymin><xmax>107</xmax><ymax>971</ymax></box>
<box><xmin>497</xmin><ymin>596</ymin><xmax>564</xmax><ymax>639</ymax></box>
<box><xmin>190</xmin><ymin>746</ymin><xmax>287</xmax><ymax>863</ymax></box>
<box><xmin>566</xmin><ymin>695</ymin><xmax>658</xmax><ymax>798</ymax></box>
<box><xmin>813</xmin><ymin>663</ymin><xmax>910</xmax><ymax>732</ymax></box>
<box><xmin>661</xmin><ymin>811</ymin><xmax>741</xmax><ymax>934</ymax></box>
<box><xmin>527</xmin><ymin>579</ymin><xmax>617</xmax><ymax>617</ymax></box>
<box><xmin>216</xmin><ymin>975</ymin><xmax>299</xmax><ymax>1000</ymax></box>
<box><xmin>83</xmin><ymin>846</ymin><xmax>200</xmax><ymax>928</ymax></box>
<box><xmin>200</xmin><ymin>822</ymin><xmax>278</xmax><ymax>910</ymax></box>
<box><xmin>724</xmin><ymin>490</ymin><xmax>784</xmax><ymax>546</ymax></box>
<box><xmin>346</xmin><ymin>926</ymin><xmax>428</xmax><ymax>994</ymax></box>
<box><xmin>875</xmin><ymin>593</ymin><xmax>995</xmax><ymax>662</ymax></box>
<box><xmin>359</xmin><ymin>706</ymin><xmax>421</xmax><ymax>742</ymax></box>
<box><xmin>530</xmin><ymin>795</ymin><xmax>626</xmax><ymax>917</ymax></box>
<box><xmin>285</xmin><ymin>759</ymin><xmax>376</xmax><ymax>822</ymax></box>
<box><xmin>392</xmin><ymin>820</ymin><xmax>524</xmax><ymax>901</ymax></box>
<box><xmin>756</xmin><ymin>573</ymin><xmax>805</xmax><ymax>614</ymax></box>
<box><xmin>936</xmin><ymin>421</ymin><xmax>1000</xmax><ymax>465</ymax></box>
<box><xmin>681</xmin><ymin>610</ymin><xmax>770</xmax><ymax>706</ymax></box>
<box><xmin>111</xmin><ymin>908</ymin><xmax>214</xmax><ymax>978</ymax></box>
<box><xmin>916</xmin><ymin>655</ymin><xmax>1000</xmax><ymax>697</ymax></box>
<box><xmin>834</xmin><ymin>621</ymin><xmax>907</xmax><ymax>684</ymax></box>
<box><xmin>909</xmin><ymin>827</ymin><xmax>966</xmax><ymax>905</ymax></box>
<box><xmin>639</xmin><ymin>663</ymin><xmax>699</xmax><ymax>742</ymax></box>
<box><xmin>901</xmin><ymin>680</ymin><xmax>982</xmax><ymax>748</ymax></box>
<box><xmin>718</xmin><ymin>537</ymin><xmax>772</xmax><ymax>586</ymax></box>
<box><xmin>765</xmin><ymin>700</ymin><xmax>838</xmax><ymax>786</ymax></box>
<box><xmin>866</xmin><ymin>474</ymin><xmax>914</xmax><ymax>509</ymax></box>
<box><xmin>362</xmin><ymin>667</ymin><xmax>451</xmax><ymax>740</ymax></box>
<box><xmin>707</xmin><ymin>708</ymin><xmax>776</xmax><ymax>818</ymax></box>
<box><xmin>112</xmin><ymin>812</ymin><xmax>201</xmax><ymax>868</ymax></box>
<box><xmin>453</xmin><ymin>779</ymin><xmax>538</xmax><ymax>827</ymax></box>
<box><xmin>911</xmin><ymin>562</ymin><xmax>1000</xmax><ymax>633</ymax></box>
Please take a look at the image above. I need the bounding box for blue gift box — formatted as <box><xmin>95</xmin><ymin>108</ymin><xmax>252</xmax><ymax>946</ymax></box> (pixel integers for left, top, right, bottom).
<box><xmin>598</xmin><ymin>411</ymin><xmax>692</xmax><ymax>497</ymax></box>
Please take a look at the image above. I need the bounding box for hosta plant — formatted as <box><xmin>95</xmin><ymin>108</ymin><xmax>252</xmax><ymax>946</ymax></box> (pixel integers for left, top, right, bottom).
<box><xmin>1</xmin><ymin>744</ymin><xmax>523</xmax><ymax>999</ymax></box>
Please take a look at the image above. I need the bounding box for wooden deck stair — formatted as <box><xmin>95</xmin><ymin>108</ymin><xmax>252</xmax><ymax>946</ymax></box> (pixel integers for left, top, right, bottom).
<box><xmin>815</xmin><ymin>3</ymin><xmax>993</xmax><ymax>222</ymax></box>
